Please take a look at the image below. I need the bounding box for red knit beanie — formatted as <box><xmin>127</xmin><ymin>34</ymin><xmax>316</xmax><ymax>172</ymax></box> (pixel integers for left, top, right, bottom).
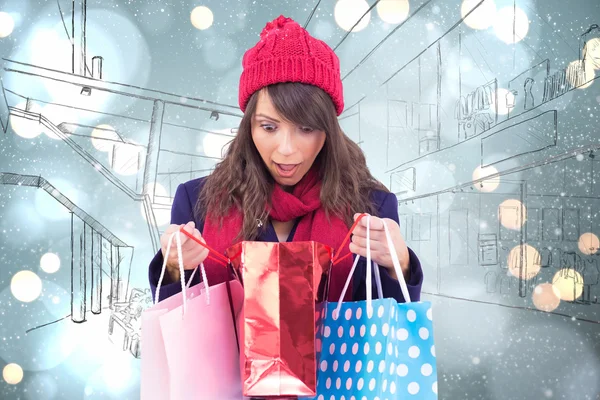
<box><xmin>238</xmin><ymin>15</ymin><xmax>345</xmax><ymax>116</ymax></box>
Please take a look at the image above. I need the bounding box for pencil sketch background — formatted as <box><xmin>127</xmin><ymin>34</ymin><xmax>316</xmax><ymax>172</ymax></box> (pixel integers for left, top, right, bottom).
<box><xmin>0</xmin><ymin>0</ymin><xmax>599</xmax><ymax>399</ymax></box>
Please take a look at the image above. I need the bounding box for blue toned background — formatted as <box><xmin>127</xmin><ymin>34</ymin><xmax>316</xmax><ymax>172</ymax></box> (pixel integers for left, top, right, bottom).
<box><xmin>0</xmin><ymin>0</ymin><xmax>599</xmax><ymax>399</ymax></box>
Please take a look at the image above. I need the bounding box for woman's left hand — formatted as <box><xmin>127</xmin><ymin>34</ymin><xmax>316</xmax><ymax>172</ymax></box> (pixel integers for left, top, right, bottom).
<box><xmin>349</xmin><ymin>213</ymin><xmax>410</xmax><ymax>281</ymax></box>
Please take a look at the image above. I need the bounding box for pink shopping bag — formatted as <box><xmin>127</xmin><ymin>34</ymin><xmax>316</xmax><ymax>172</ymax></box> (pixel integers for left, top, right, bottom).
<box><xmin>140</xmin><ymin>231</ymin><xmax>245</xmax><ymax>400</ymax></box>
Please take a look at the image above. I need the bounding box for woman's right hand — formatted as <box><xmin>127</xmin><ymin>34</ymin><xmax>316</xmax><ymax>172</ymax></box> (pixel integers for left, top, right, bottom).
<box><xmin>160</xmin><ymin>221</ymin><xmax>209</xmax><ymax>279</ymax></box>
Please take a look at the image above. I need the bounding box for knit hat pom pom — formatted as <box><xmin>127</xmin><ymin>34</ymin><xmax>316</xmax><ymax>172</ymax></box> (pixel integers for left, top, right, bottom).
<box><xmin>260</xmin><ymin>15</ymin><xmax>294</xmax><ymax>38</ymax></box>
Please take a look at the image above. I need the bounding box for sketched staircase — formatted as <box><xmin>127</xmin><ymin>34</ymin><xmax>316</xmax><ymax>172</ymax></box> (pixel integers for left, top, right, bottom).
<box><xmin>0</xmin><ymin>172</ymin><xmax>133</xmax><ymax>323</ymax></box>
<box><xmin>8</xmin><ymin>106</ymin><xmax>160</xmax><ymax>252</ymax></box>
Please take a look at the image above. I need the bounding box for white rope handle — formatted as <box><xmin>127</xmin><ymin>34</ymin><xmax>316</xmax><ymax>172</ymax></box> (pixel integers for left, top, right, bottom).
<box><xmin>335</xmin><ymin>215</ymin><xmax>384</xmax><ymax>317</ymax></box>
<box><xmin>199</xmin><ymin>262</ymin><xmax>210</xmax><ymax>305</ymax></box>
<box><xmin>154</xmin><ymin>230</ymin><xmax>213</xmax><ymax>312</ymax></box>
<box><xmin>154</xmin><ymin>231</ymin><xmax>188</xmax><ymax>314</ymax></box>
<box><xmin>186</xmin><ymin>267</ymin><xmax>197</xmax><ymax>289</ymax></box>
<box><xmin>155</xmin><ymin>231</ymin><xmax>177</xmax><ymax>304</ymax></box>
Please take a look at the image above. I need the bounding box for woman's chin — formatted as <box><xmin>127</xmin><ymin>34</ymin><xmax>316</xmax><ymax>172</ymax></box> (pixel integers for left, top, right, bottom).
<box><xmin>274</xmin><ymin>176</ymin><xmax>300</xmax><ymax>187</ymax></box>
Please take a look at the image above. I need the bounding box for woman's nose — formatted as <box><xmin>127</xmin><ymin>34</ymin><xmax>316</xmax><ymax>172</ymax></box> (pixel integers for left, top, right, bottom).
<box><xmin>277</xmin><ymin>129</ymin><xmax>295</xmax><ymax>156</ymax></box>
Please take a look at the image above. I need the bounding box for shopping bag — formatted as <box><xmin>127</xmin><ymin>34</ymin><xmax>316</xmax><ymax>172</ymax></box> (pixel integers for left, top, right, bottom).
<box><xmin>309</xmin><ymin>215</ymin><xmax>438</xmax><ymax>399</ymax></box>
<box><xmin>225</xmin><ymin>240</ymin><xmax>333</xmax><ymax>398</ymax></box>
<box><xmin>140</xmin><ymin>231</ymin><xmax>245</xmax><ymax>400</ymax></box>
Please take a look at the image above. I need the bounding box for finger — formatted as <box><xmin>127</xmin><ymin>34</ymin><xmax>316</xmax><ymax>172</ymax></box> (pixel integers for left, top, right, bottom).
<box><xmin>353</xmin><ymin>214</ymin><xmax>384</xmax><ymax>230</ymax></box>
<box><xmin>352</xmin><ymin>235</ymin><xmax>386</xmax><ymax>252</ymax></box>
<box><xmin>169</xmin><ymin>240</ymin><xmax>202</xmax><ymax>263</ymax></box>
<box><xmin>192</xmin><ymin>228</ymin><xmax>205</xmax><ymax>243</ymax></box>
<box><xmin>183</xmin><ymin>243</ymin><xmax>208</xmax><ymax>262</ymax></box>
<box><xmin>163</xmin><ymin>225</ymin><xmax>183</xmax><ymax>245</ymax></box>
<box><xmin>183</xmin><ymin>229</ymin><xmax>205</xmax><ymax>252</ymax></box>
<box><xmin>349</xmin><ymin>242</ymin><xmax>364</xmax><ymax>257</ymax></box>
<box><xmin>177</xmin><ymin>222</ymin><xmax>197</xmax><ymax>245</ymax></box>
<box><xmin>353</xmin><ymin>213</ymin><xmax>368</xmax><ymax>221</ymax></box>
<box><xmin>165</xmin><ymin>224</ymin><xmax>180</xmax><ymax>234</ymax></box>
<box><xmin>182</xmin><ymin>221</ymin><xmax>196</xmax><ymax>234</ymax></box>
<box><xmin>361</xmin><ymin>216</ymin><xmax>384</xmax><ymax>230</ymax></box>
<box><xmin>349</xmin><ymin>242</ymin><xmax>384</xmax><ymax>260</ymax></box>
<box><xmin>161</xmin><ymin>226</ymin><xmax>180</xmax><ymax>247</ymax></box>
<box><xmin>185</xmin><ymin>228</ymin><xmax>208</xmax><ymax>253</ymax></box>
<box><xmin>352</xmin><ymin>225</ymin><xmax>386</xmax><ymax>242</ymax></box>
<box><xmin>190</xmin><ymin>247</ymin><xmax>210</xmax><ymax>265</ymax></box>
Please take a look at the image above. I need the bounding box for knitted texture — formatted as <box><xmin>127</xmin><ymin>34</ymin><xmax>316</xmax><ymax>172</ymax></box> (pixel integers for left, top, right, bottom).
<box><xmin>238</xmin><ymin>15</ymin><xmax>345</xmax><ymax>116</ymax></box>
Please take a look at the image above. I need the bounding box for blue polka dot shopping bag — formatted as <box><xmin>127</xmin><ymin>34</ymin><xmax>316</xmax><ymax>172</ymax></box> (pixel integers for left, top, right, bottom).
<box><xmin>306</xmin><ymin>216</ymin><xmax>438</xmax><ymax>400</ymax></box>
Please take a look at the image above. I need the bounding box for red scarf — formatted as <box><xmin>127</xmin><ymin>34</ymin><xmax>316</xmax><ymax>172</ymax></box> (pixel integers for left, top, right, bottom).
<box><xmin>201</xmin><ymin>166</ymin><xmax>353</xmax><ymax>302</ymax></box>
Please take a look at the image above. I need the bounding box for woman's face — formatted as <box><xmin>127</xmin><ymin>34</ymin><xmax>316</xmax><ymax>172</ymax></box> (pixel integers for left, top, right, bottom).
<box><xmin>251</xmin><ymin>90</ymin><xmax>326</xmax><ymax>187</ymax></box>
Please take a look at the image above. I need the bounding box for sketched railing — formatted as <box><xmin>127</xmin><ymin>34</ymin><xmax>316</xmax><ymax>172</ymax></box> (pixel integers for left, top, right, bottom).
<box><xmin>0</xmin><ymin>172</ymin><xmax>134</xmax><ymax>322</ymax></box>
<box><xmin>7</xmin><ymin>106</ymin><xmax>160</xmax><ymax>252</ymax></box>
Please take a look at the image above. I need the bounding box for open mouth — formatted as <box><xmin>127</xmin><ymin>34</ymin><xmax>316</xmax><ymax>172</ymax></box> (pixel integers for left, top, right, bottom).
<box><xmin>274</xmin><ymin>163</ymin><xmax>299</xmax><ymax>178</ymax></box>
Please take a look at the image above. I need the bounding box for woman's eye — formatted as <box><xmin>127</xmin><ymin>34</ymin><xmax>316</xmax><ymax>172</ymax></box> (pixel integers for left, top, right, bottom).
<box><xmin>261</xmin><ymin>124</ymin><xmax>276</xmax><ymax>132</ymax></box>
<box><xmin>300</xmin><ymin>126</ymin><xmax>314</xmax><ymax>133</ymax></box>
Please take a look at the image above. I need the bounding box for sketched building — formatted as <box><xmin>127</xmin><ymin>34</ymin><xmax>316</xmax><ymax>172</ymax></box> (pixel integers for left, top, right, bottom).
<box><xmin>0</xmin><ymin>0</ymin><xmax>241</xmax><ymax>356</ymax></box>
<box><xmin>340</xmin><ymin>10</ymin><xmax>600</xmax><ymax>317</ymax></box>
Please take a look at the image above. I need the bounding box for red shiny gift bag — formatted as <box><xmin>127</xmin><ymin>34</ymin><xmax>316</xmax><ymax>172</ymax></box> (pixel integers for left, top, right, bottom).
<box><xmin>225</xmin><ymin>241</ymin><xmax>332</xmax><ymax>398</ymax></box>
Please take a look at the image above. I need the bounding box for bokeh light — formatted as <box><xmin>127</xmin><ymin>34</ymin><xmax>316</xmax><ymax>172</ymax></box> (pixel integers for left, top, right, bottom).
<box><xmin>202</xmin><ymin>131</ymin><xmax>234</xmax><ymax>159</ymax></box>
<box><xmin>498</xmin><ymin>199</ymin><xmax>526</xmax><ymax>230</ymax></box>
<box><xmin>472</xmin><ymin>164</ymin><xmax>500</xmax><ymax>192</ymax></box>
<box><xmin>11</xmin><ymin>270</ymin><xmax>43</xmax><ymax>302</ymax></box>
<box><xmin>583</xmin><ymin>37</ymin><xmax>600</xmax><ymax>69</ymax></box>
<box><xmin>578</xmin><ymin>232</ymin><xmax>599</xmax><ymax>255</ymax></box>
<box><xmin>29</xmin><ymin>28</ymin><xmax>72</xmax><ymax>72</ymax></box>
<box><xmin>377</xmin><ymin>0</ymin><xmax>410</xmax><ymax>24</ymax></box>
<box><xmin>552</xmin><ymin>269</ymin><xmax>584</xmax><ymax>301</ymax></box>
<box><xmin>0</xmin><ymin>12</ymin><xmax>15</xmax><ymax>38</ymax></box>
<box><xmin>493</xmin><ymin>6</ymin><xmax>529</xmax><ymax>44</ymax></box>
<box><xmin>461</xmin><ymin>0</ymin><xmax>496</xmax><ymax>30</ymax></box>
<box><xmin>492</xmin><ymin>88</ymin><xmax>516</xmax><ymax>115</ymax></box>
<box><xmin>507</xmin><ymin>244</ymin><xmax>541</xmax><ymax>280</ymax></box>
<box><xmin>40</xmin><ymin>253</ymin><xmax>60</xmax><ymax>274</ymax></box>
<box><xmin>10</xmin><ymin>102</ymin><xmax>44</xmax><ymax>139</ymax></box>
<box><xmin>335</xmin><ymin>0</ymin><xmax>371</xmax><ymax>32</ymax></box>
<box><xmin>2</xmin><ymin>363</ymin><xmax>23</xmax><ymax>385</ymax></box>
<box><xmin>91</xmin><ymin>124</ymin><xmax>119</xmax><ymax>152</ymax></box>
<box><xmin>531</xmin><ymin>283</ymin><xmax>561</xmax><ymax>312</ymax></box>
<box><xmin>190</xmin><ymin>6</ymin><xmax>214</xmax><ymax>30</ymax></box>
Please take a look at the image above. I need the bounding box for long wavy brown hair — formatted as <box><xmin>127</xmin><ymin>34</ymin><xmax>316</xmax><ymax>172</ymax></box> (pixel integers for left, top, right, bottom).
<box><xmin>195</xmin><ymin>82</ymin><xmax>389</xmax><ymax>241</ymax></box>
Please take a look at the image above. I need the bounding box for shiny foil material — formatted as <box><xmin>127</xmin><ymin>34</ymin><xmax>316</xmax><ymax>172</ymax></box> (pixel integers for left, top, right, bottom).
<box><xmin>226</xmin><ymin>241</ymin><xmax>332</xmax><ymax>398</ymax></box>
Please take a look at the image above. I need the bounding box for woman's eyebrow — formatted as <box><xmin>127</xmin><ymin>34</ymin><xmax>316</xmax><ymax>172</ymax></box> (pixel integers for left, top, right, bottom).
<box><xmin>255</xmin><ymin>113</ymin><xmax>281</xmax><ymax>123</ymax></box>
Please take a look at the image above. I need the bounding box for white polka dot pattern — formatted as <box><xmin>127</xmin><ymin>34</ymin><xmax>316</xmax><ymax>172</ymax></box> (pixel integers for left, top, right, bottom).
<box><xmin>310</xmin><ymin>299</ymin><xmax>437</xmax><ymax>399</ymax></box>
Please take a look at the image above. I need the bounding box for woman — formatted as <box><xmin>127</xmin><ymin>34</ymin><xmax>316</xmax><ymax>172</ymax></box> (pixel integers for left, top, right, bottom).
<box><xmin>148</xmin><ymin>15</ymin><xmax>423</xmax><ymax>305</ymax></box>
